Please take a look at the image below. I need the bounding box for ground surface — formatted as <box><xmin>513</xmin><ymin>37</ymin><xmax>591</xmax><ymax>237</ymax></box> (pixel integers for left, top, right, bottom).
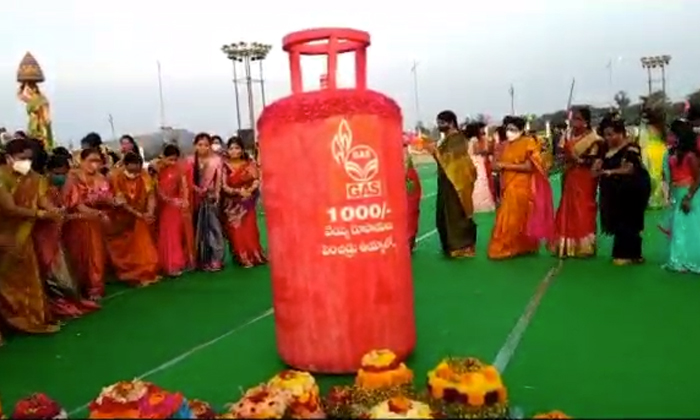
<box><xmin>1</xmin><ymin>163</ymin><xmax>699</xmax><ymax>418</ymax></box>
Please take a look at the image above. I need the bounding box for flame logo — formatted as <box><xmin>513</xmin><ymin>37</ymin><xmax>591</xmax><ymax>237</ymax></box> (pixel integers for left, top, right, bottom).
<box><xmin>331</xmin><ymin>119</ymin><xmax>379</xmax><ymax>182</ymax></box>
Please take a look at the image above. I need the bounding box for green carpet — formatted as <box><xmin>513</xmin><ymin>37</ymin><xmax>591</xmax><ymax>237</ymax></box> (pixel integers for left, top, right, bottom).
<box><xmin>505</xmin><ymin>208</ymin><xmax>700</xmax><ymax>417</ymax></box>
<box><xmin>0</xmin><ymin>164</ymin><xmax>697</xmax><ymax>418</ymax></box>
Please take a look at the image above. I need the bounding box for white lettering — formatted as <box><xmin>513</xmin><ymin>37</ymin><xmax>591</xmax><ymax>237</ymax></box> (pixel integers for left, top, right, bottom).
<box><xmin>325</xmin><ymin>203</ymin><xmax>391</xmax><ymax>224</ymax></box>
<box><xmin>320</xmin><ymin>235</ymin><xmax>396</xmax><ymax>258</ymax></box>
<box><xmin>322</xmin><ymin>202</ymin><xmax>395</xmax><ymax>258</ymax></box>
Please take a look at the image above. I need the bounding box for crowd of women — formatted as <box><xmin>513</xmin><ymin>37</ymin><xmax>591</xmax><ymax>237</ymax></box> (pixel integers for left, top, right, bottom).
<box><xmin>428</xmin><ymin>106</ymin><xmax>700</xmax><ymax>272</ymax></box>
<box><xmin>0</xmin><ymin>132</ymin><xmax>266</xmax><ymax>345</ymax></box>
<box><xmin>2</xmin><ymin>103</ymin><xmax>699</xmax><ymax>345</ymax></box>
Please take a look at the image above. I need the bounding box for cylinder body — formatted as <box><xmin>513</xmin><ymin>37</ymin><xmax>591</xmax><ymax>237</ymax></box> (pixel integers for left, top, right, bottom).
<box><xmin>258</xmin><ymin>88</ymin><xmax>416</xmax><ymax>373</ymax></box>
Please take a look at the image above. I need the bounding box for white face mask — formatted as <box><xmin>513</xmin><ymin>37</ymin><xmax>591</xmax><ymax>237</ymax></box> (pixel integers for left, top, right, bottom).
<box><xmin>212</xmin><ymin>144</ymin><xmax>222</xmax><ymax>152</ymax></box>
<box><xmin>12</xmin><ymin>159</ymin><xmax>32</xmax><ymax>175</ymax></box>
<box><xmin>505</xmin><ymin>130</ymin><xmax>521</xmax><ymax>141</ymax></box>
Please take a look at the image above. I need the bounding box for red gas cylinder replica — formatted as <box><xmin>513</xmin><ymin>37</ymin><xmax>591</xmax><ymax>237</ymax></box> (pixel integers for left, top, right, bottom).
<box><xmin>257</xmin><ymin>28</ymin><xmax>416</xmax><ymax>374</ymax></box>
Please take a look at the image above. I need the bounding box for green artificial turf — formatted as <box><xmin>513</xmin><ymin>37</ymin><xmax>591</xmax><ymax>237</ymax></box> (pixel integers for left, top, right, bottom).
<box><xmin>1</xmin><ymin>164</ymin><xmax>698</xmax><ymax>418</ymax></box>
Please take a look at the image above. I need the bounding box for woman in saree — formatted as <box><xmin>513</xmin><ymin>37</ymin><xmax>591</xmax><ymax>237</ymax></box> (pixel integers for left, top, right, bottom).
<box><xmin>106</xmin><ymin>152</ymin><xmax>160</xmax><ymax>286</ymax></box>
<box><xmin>488</xmin><ymin>116</ymin><xmax>554</xmax><ymax>260</ymax></box>
<box><xmin>119</xmin><ymin>134</ymin><xmax>145</xmax><ymax>160</ymax></box>
<box><xmin>221</xmin><ymin>137</ymin><xmax>266</xmax><ymax>267</ymax></box>
<box><xmin>550</xmin><ymin>107</ymin><xmax>602</xmax><ymax>258</ymax></box>
<box><xmin>404</xmin><ymin>141</ymin><xmax>422</xmax><ymax>252</ymax></box>
<box><xmin>156</xmin><ymin>144</ymin><xmax>195</xmax><ymax>276</ymax></box>
<box><xmin>659</xmin><ymin>119</ymin><xmax>700</xmax><ymax>272</ymax></box>
<box><xmin>34</xmin><ymin>154</ymin><xmax>99</xmax><ymax>318</ymax></box>
<box><xmin>596</xmin><ymin>116</ymin><xmax>651</xmax><ymax>265</ymax></box>
<box><xmin>425</xmin><ymin>110</ymin><xmax>477</xmax><ymax>258</ymax></box>
<box><xmin>187</xmin><ymin>133</ymin><xmax>225</xmax><ymax>271</ymax></box>
<box><xmin>465</xmin><ymin>122</ymin><xmax>495</xmax><ymax>213</ymax></box>
<box><xmin>0</xmin><ymin>139</ymin><xmax>61</xmax><ymax>335</ymax></box>
<box><xmin>63</xmin><ymin>147</ymin><xmax>114</xmax><ymax>301</ymax></box>
<box><xmin>639</xmin><ymin>111</ymin><xmax>668</xmax><ymax>209</ymax></box>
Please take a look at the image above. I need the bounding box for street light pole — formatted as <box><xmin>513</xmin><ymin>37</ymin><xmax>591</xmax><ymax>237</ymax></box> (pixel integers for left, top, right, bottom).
<box><xmin>231</xmin><ymin>61</ymin><xmax>242</xmax><ymax>131</ymax></box>
<box><xmin>509</xmin><ymin>84</ymin><xmax>515</xmax><ymax>115</ymax></box>
<box><xmin>243</xmin><ymin>55</ymin><xmax>256</xmax><ymax>133</ymax></box>
<box><xmin>410</xmin><ymin>60</ymin><xmax>420</xmax><ymax>130</ymax></box>
<box><xmin>221</xmin><ymin>42</ymin><xmax>273</xmax><ymax>135</ymax></box>
<box><xmin>258</xmin><ymin>60</ymin><xmax>267</xmax><ymax>107</ymax></box>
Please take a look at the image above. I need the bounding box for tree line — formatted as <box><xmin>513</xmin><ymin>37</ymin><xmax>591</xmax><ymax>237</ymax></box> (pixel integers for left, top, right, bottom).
<box><xmin>417</xmin><ymin>87</ymin><xmax>700</xmax><ymax>138</ymax></box>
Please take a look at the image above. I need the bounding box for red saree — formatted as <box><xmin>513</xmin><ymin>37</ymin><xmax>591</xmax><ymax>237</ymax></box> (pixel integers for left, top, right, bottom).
<box><xmin>33</xmin><ymin>183</ymin><xmax>99</xmax><ymax>317</ymax></box>
<box><xmin>550</xmin><ymin>132</ymin><xmax>601</xmax><ymax>258</ymax></box>
<box><xmin>106</xmin><ymin>169</ymin><xmax>160</xmax><ymax>286</ymax></box>
<box><xmin>406</xmin><ymin>160</ymin><xmax>421</xmax><ymax>251</ymax></box>
<box><xmin>157</xmin><ymin>162</ymin><xmax>195</xmax><ymax>276</ymax></box>
<box><xmin>62</xmin><ymin>170</ymin><xmax>111</xmax><ymax>300</ymax></box>
<box><xmin>222</xmin><ymin>161</ymin><xmax>266</xmax><ymax>267</ymax></box>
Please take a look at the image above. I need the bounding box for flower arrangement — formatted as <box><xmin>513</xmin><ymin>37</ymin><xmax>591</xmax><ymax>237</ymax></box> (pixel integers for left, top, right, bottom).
<box><xmin>267</xmin><ymin>370</ymin><xmax>325</xmax><ymax>418</ymax></box>
<box><xmin>188</xmin><ymin>399</ymin><xmax>216</xmax><ymax>419</ymax></box>
<box><xmin>355</xmin><ymin>349</ymin><xmax>413</xmax><ymax>390</ymax></box>
<box><xmin>425</xmin><ymin>357</ymin><xmax>509</xmax><ymax>418</ymax></box>
<box><xmin>367</xmin><ymin>396</ymin><xmax>436</xmax><ymax>419</ymax></box>
<box><xmin>11</xmin><ymin>393</ymin><xmax>66</xmax><ymax>419</ymax></box>
<box><xmin>318</xmin><ymin>349</ymin><xmax>419</xmax><ymax>418</ymax></box>
<box><xmin>221</xmin><ymin>384</ymin><xmax>290</xmax><ymax>419</ymax></box>
<box><xmin>88</xmin><ymin>379</ymin><xmax>192</xmax><ymax>419</ymax></box>
<box><xmin>533</xmin><ymin>410</ymin><xmax>571</xmax><ymax>419</ymax></box>
<box><xmin>3</xmin><ymin>351</ymin><xmax>573</xmax><ymax>419</ymax></box>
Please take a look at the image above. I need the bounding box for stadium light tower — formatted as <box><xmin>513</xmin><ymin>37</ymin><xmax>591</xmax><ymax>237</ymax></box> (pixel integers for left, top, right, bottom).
<box><xmin>221</xmin><ymin>42</ymin><xmax>273</xmax><ymax>134</ymax></box>
<box><xmin>640</xmin><ymin>55</ymin><xmax>672</xmax><ymax>97</ymax></box>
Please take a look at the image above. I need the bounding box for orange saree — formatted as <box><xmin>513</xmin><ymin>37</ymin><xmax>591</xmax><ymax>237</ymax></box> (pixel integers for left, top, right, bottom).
<box><xmin>106</xmin><ymin>169</ymin><xmax>160</xmax><ymax>286</ymax></box>
<box><xmin>63</xmin><ymin>170</ymin><xmax>111</xmax><ymax>299</ymax></box>
<box><xmin>0</xmin><ymin>167</ymin><xmax>57</xmax><ymax>333</ymax></box>
<box><xmin>488</xmin><ymin>136</ymin><xmax>554</xmax><ymax>259</ymax></box>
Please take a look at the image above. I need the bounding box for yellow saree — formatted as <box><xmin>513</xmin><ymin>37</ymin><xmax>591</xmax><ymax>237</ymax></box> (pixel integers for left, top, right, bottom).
<box><xmin>0</xmin><ymin>167</ymin><xmax>57</xmax><ymax>333</ymax></box>
<box><xmin>434</xmin><ymin>131</ymin><xmax>478</xmax><ymax>257</ymax></box>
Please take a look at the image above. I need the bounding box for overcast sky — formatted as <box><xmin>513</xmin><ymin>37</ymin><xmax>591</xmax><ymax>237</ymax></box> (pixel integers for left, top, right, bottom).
<box><xmin>0</xmin><ymin>0</ymin><xmax>698</xmax><ymax>144</ymax></box>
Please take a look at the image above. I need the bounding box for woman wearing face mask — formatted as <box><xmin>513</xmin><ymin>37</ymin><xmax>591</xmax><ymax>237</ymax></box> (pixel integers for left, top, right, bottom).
<box><xmin>0</xmin><ymin>138</ymin><xmax>63</xmax><ymax>337</ymax></box>
<box><xmin>550</xmin><ymin>107</ymin><xmax>603</xmax><ymax>258</ymax></box>
<box><xmin>488</xmin><ymin>116</ymin><xmax>554</xmax><ymax>259</ymax></box>
<box><xmin>424</xmin><ymin>110</ymin><xmax>478</xmax><ymax>258</ymax></box>
<box><xmin>62</xmin><ymin>148</ymin><xmax>115</xmax><ymax>302</ymax></box>
<box><xmin>211</xmin><ymin>135</ymin><xmax>225</xmax><ymax>155</ymax></box>
<box><xmin>187</xmin><ymin>133</ymin><xmax>225</xmax><ymax>271</ymax></box>
<box><xmin>221</xmin><ymin>136</ymin><xmax>266</xmax><ymax>268</ymax></box>
<box><xmin>156</xmin><ymin>145</ymin><xmax>195</xmax><ymax>276</ymax></box>
<box><xmin>596</xmin><ymin>116</ymin><xmax>651</xmax><ymax>265</ymax></box>
<box><xmin>33</xmin><ymin>154</ymin><xmax>100</xmax><ymax>319</ymax></box>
